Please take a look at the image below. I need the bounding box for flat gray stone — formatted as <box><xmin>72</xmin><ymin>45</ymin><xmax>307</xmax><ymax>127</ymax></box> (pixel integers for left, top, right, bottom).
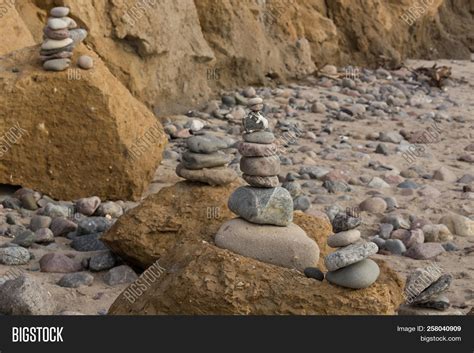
<box><xmin>327</xmin><ymin>229</ymin><xmax>361</xmax><ymax>248</ymax></box>
<box><xmin>243</xmin><ymin>131</ymin><xmax>275</xmax><ymax>144</ymax></box>
<box><xmin>228</xmin><ymin>186</ymin><xmax>293</xmax><ymax>226</ymax></box>
<box><xmin>0</xmin><ymin>246</ymin><xmax>30</xmax><ymax>265</ymax></box>
<box><xmin>324</xmin><ymin>241</ymin><xmax>378</xmax><ymax>271</ymax></box>
<box><xmin>43</xmin><ymin>58</ymin><xmax>71</xmax><ymax>71</ymax></box>
<box><xmin>58</xmin><ymin>272</ymin><xmax>94</xmax><ymax>288</ymax></box>
<box><xmin>182</xmin><ymin>151</ymin><xmax>231</xmax><ymax>170</ymax></box>
<box><xmin>412</xmin><ymin>274</ymin><xmax>452</xmax><ymax>304</ymax></box>
<box><xmin>176</xmin><ymin>164</ymin><xmax>237</xmax><ymax>186</ymax></box>
<box><xmin>186</xmin><ymin>135</ymin><xmax>228</xmax><ymax>153</ymax></box>
<box><xmin>215</xmin><ymin>218</ymin><xmax>319</xmax><ymax>272</ymax></box>
<box><xmin>326</xmin><ymin>259</ymin><xmax>380</xmax><ymax>289</ymax></box>
<box><xmin>104</xmin><ymin>265</ymin><xmax>138</xmax><ymax>286</ymax></box>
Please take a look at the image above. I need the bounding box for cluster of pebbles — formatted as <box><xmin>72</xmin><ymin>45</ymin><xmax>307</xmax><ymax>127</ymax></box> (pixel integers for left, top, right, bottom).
<box><xmin>403</xmin><ymin>267</ymin><xmax>454</xmax><ymax>313</ymax></box>
<box><xmin>40</xmin><ymin>6</ymin><xmax>90</xmax><ymax>71</ymax></box>
<box><xmin>176</xmin><ymin>134</ymin><xmax>237</xmax><ymax>186</ymax></box>
<box><xmin>215</xmin><ymin>98</ymin><xmax>320</xmax><ymax>272</ymax></box>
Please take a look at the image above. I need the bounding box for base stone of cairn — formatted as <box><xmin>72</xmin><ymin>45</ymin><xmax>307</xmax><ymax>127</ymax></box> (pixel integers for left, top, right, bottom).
<box><xmin>215</xmin><ymin>97</ymin><xmax>320</xmax><ymax>272</ymax></box>
<box><xmin>325</xmin><ymin>228</ymin><xmax>380</xmax><ymax>289</ymax></box>
<box><xmin>176</xmin><ymin>134</ymin><xmax>238</xmax><ymax>186</ymax></box>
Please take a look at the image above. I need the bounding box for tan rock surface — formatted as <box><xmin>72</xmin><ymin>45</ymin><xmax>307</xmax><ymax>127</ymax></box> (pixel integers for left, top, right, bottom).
<box><xmin>108</xmin><ymin>240</ymin><xmax>404</xmax><ymax>315</ymax></box>
<box><xmin>0</xmin><ymin>45</ymin><xmax>166</xmax><ymax>201</ymax></box>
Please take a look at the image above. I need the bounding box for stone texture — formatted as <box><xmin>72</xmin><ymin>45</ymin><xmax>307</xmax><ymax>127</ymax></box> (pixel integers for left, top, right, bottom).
<box><xmin>240</xmin><ymin>156</ymin><xmax>280</xmax><ymax>176</ymax></box>
<box><xmin>57</xmin><ymin>272</ymin><xmax>94</xmax><ymax>288</ymax></box>
<box><xmin>238</xmin><ymin>141</ymin><xmax>278</xmax><ymax>157</ymax></box>
<box><xmin>186</xmin><ymin>135</ymin><xmax>228</xmax><ymax>153</ymax></box>
<box><xmin>39</xmin><ymin>253</ymin><xmax>82</xmax><ymax>273</ymax></box>
<box><xmin>327</xmin><ymin>230</ymin><xmax>361</xmax><ymax>248</ymax></box>
<box><xmin>108</xmin><ymin>241</ymin><xmax>404</xmax><ymax>315</ymax></box>
<box><xmin>103</xmin><ymin>181</ymin><xmax>332</xmax><ymax>270</ymax></box>
<box><xmin>0</xmin><ymin>45</ymin><xmax>166</xmax><ymax>201</ymax></box>
<box><xmin>422</xmin><ymin>224</ymin><xmax>453</xmax><ymax>242</ymax></box>
<box><xmin>0</xmin><ymin>276</ymin><xmax>55</xmax><ymax>315</ymax></box>
<box><xmin>439</xmin><ymin>213</ymin><xmax>474</xmax><ymax>237</ymax></box>
<box><xmin>104</xmin><ymin>265</ymin><xmax>138</xmax><ymax>286</ymax></box>
<box><xmin>215</xmin><ymin>218</ymin><xmax>319</xmax><ymax>272</ymax></box>
<box><xmin>0</xmin><ymin>246</ymin><xmax>30</xmax><ymax>265</ymax></box>
<box><xmin>228</xmin><ymin>186</ymin><xmax>293</xmax><ymax>226</ymax></box>
<box><xmin>181</xmin><ymin>151</ymin><xmax>231</xmax><ymax>169</ymax></box>
<box><xmin>405</xmin><ymin>243</ymin><xmax>446</xmax><ymax>260</ymax></box>
<box><xmin>242</xmin><ymin>174</ymin><xmax>279</xmax><ymax>188</ymax></box>
<box><xmin>412</xmin><ymin>274</ymin><xmax>452</xmax><ymax>304</ymax></box>
<box><xmin>176</xmin><ymin>164</ymin><xmax>238</xmax><ymax>186</ymax></box>
<box><xmin>325</xmin><ymin>242</ymin><xmax>378</xmax><ymax>271</ymax></box>
<box><xmin>326</xmin><ymin>259</ymin><xmax>380</xmax><ymax>289</ymax></box>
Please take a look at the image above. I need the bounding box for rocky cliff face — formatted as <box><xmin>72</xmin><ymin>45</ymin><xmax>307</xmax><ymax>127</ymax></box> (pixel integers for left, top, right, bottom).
<box><xmin>3</xmin><ymin>0</ymin><xmax>473</xmax><ymax>115</ymax></box>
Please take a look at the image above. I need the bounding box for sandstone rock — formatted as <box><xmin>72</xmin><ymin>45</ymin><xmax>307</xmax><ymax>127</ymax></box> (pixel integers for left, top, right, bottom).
<box><xmin>0</xmin><ymin>5</ymin><xmax>35</xmax><ymax>56</ymax></box>
<box><xmin>0</xmin><ymin>276</ymin><xmax>55</xmax><ymax>315</ymax></box>
<box><xmin>103</xmin><ymin>181</ymin><xmax>332</xmax><ymax>270</ymax></box>
<box><xmin>215</xmin><ymin>218</ymin><xmax>319</xmax><ymax>272</ymax></box>
<box><xmin>432</xmin><ymin>166</ymin><xmax>457</xmax><ymax>182</ymax></box>
<box><xmin>0</xmin><ymin>45</ymin><xmax>166</xmax><ymax>201</ymax></box>
<box><xmin>358</xmin><ymin>197</ymin><xmax>387</xmax><ymax>213</ymax></box>
<box><xmin>108</xmin><ymin>241</ymin><xmax>404</xmax><ymax>315</ymax></box>
<box><xmin>439</xmin><ymin>213</ymin><xmax>474</xmax><ymax>237</ymax></box>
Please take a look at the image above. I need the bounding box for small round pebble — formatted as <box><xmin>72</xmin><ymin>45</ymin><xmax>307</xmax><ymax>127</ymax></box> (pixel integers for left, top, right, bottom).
<box><xmin>78</xmin><ymin>55</ymin><xmax>93</xmax><ymax>70</ymax></box>
<box><xmin>304</xmin><ymin>267</ymin><xmax>324</xmax><ymax>281</ymax></box>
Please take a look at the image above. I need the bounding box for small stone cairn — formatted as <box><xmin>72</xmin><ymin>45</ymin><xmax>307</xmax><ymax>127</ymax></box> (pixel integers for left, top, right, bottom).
<box><xmin>324</xmin><ymin>215</ymin><xmax>380</xmax><ymax>289</ymax></box>
<box><xmin>176</xmin><ymin>134</ymin><xmax>237</xmax><ymax>186</ymax></box>
<box><xmin>214</xmin><ymin>97</ymin><xmax>319</xmax><ymax>272</ymax></box>
<box><xmin>40</xmin><ymin>7</ymin><xmax>88</xmax><ymax>71</ymax></box>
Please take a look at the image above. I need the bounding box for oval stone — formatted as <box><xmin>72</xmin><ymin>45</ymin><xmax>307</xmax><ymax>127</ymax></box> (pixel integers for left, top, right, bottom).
<box><xmin>240</xmin><ymin>155</ymin><xmax>280</xmax><ymax>176</ymax></box>
<box><xmin>242</xmin><ymin>174</ymin><xmax>279</xmax><ymax>188</ymax></box>
<box><xmin>182</xmin><ymin>151</ymin><xmax>231</xmax><ymax>170</ymax></box>
<box><xmin>78</xmin><ymin>55</ymin><xmax>94</xmax><ymax>70</ymax></box>
<box><xmin>47</xmin><ymin>18</ymin><xmax>68</xmax><ymax>30</ymax></box>
<box><xmin>228</xmin><ymin>186</ymin><xmax>293</xmax><ymax>226</ymax></box>
<box><xmin>176</xmin><ymin>164</ymin><xmax>237</xmax><ymax>186</ymax></box>
<box><xmin>243</xmin><ymin>131</ymin><xmax>275</xmax><ymax>144</ymax></box>
<box><xmin>50</xmin><ymin>7</ymin><xmax>70</xmax><ymax>17</ymax></box>
<box><xmin>326</xmin><ymin>259</ymin><xmax>380</xmax><ymax>289</ymax></box>
<box><xmin>215</xmin><ymin>218</ymin><xmax>319</xmax><ymax>272</ymax></box>
<box><xmin>324</xmin><ymin>241</ymin><xmax>378</xmax><ymax>271</ymax></box>
<box><xmin>186</xmin><ymin>135</ymin><xmax>228</xmax><ymax>154</ymax></box>
<box><xmin>238</xmin><ymin>141</ymin><xmax>278</xmax><ymax>157</ymax></box>
<box><xmin>41</xmin><ymin>38</ymin><xmax>73</xmax><ymax>50</ymax></box>
<box><xmin>43</xmin><ymin>58</ymin><xmax>71</xmax><ymax>71</ymax></box>
<box><xmin>327</xmin><ymin>229</ymin><xmax>361</xmax><ymax>248</ymax></box>
<box><xmin>43</xmin><ymin>26</ymin><xmax>71</xmax><ymax>40</ymax></box>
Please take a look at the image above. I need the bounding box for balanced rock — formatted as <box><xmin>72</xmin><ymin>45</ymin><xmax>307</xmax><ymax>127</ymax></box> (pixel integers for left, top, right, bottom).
<box><xmin>103</xmin><ymin>181</ymin><xmax>332</xmax><ymax>270</ymax></box>
<box><xmin>243</xmin><ymin>131</ymin><xmax>275</xmax><ymax>144</ymax></box>
<box><xmin>176</xmin><ymin>164</ymin><xmax>237</xmax><ymax>186</ymax></box>
<box><xmin>242</xmin><ymin>174</ymin><xmax>279</xmax><ymax>188</ymax></box>
<box><xmin>186</xmin><ymin>135</ymin><xmax>228</xmax><ymax>153</ymax></box>
<box><xmin>0</xmin><ymin>46</ymin><xmax>166</xmax><ymax>200</ymax></box>
<box><xmin>228</xmin><ymin>186</ymin><xmax>293</xmax><ymax>226</ymax></box>
<box><xmin>215</xmin><ymin>218</ymin><xmax>319</xmax><ymax>272</ymax></box>
<box><xmin>182</xmin><ymin>151</ymin><xmax>231</xmax><ymax>169</ymax></box>
<box><xmin>325</xmin><ymin>241</ymin><xmax>378</xmax><ymax>271</ymax></box>
<box><xmin>327</xmin><ymin>229</ymin><xmax>361</xmax><ymax>248</ymax></box>
<box><xmin>240</xmin><ymin>155</ymin><xmax>280</xmax><ymax>176</ymax></box>
<box><xmin>326</xmin><ymin>259</ymin><xmax>380</xmax><ymax>289</ymax></box>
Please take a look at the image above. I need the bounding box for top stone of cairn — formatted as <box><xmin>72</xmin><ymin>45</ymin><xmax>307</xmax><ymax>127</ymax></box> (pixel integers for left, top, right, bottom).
<box><xmin>50</xmin><ymin>7</ymin><xmax>70</xmax><ymax>18</ymax></box>
<box><xmin>243</xmin><ymin>97</ymin><xmax>268</xmax><ymax>133</ymax></box>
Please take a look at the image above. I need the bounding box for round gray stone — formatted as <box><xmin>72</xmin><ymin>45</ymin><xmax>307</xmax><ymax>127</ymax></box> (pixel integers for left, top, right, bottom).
<box><xmin>243</xmin><ymin>131</ymin><xmax>275</xmax><ymax>144</ymax></box>
<box><xmin>215</xmin><ymin>218</ymin><xmax>319</xmax><ymax>272</ymax></box>
<box><xmin>326</xmin><ymin>258</ymin><xmax>380</xmax><ymax>289</ymax></box>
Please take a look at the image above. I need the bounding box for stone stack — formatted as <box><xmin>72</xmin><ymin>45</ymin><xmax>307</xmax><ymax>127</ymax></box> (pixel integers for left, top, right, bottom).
<box><xmin>40</xmin><ymin>7</ymin><xmax>88</xmax><ymax>71</ymax></box>
<box><xmin>215</xmin><ymin>97</ymin><xmax>320</xmax><ymax>272</ymax></box>
<box><xmin>325</xmin><ymin>227</ymin><xmax>380</xmax><ymax>289</ymax></box>
<box><xmin>176</xmin><ymin>134</ymin><xmax>238</xmax><ymax>186</ymax></box>
<box><xmin>404</xmin><ymin>268</ymin><xmax>453</xmax><ymax>312</ymax></box>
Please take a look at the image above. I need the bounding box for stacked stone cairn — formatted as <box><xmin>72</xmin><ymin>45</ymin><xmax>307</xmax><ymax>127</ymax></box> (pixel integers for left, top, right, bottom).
<box><xmin>214</xmin><ymin>97</ymin><xmax>320</xmax><ymax>272</ymax></box>
<box><xmin>404</xmin><ymin>267</ymin><xmax>453</xmax><ymax>312</ymax></box>
<box><xmin>176</xmin><ymin>134</ymin><xmax>238</xmax><ymax>186</ymax></box>
<box><xmin>40</xmin><ymin>7</ymin><xmax>88</xmax><ymax>71</ymax></box>
<box><xmin>324</xmin><ymin>216</ymin><xmax>380</xmax><ymax>289</ymax></box>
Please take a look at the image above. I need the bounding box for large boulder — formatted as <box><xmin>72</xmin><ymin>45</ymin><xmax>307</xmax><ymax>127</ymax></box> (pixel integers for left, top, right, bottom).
<box><xmin>108</xmin><ymin>240</ymin><xmax>404</xmax><ymax>315</ymax></box>
<box><xmin>0</xmin><ymin>45</ymin><xmax>166</xmax><ymax>201</ymax></box>
<box><xmin>102</xmin><ymin>180</ymin><xmax>333</xmax><ymax>269</ymax></box>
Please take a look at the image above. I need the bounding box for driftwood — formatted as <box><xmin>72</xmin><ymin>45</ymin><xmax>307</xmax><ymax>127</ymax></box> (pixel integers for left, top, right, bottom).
<box><xmin>413</xmin><ymin>63</ymin><xmax>452</xmax><ymax>88</ymax></box>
